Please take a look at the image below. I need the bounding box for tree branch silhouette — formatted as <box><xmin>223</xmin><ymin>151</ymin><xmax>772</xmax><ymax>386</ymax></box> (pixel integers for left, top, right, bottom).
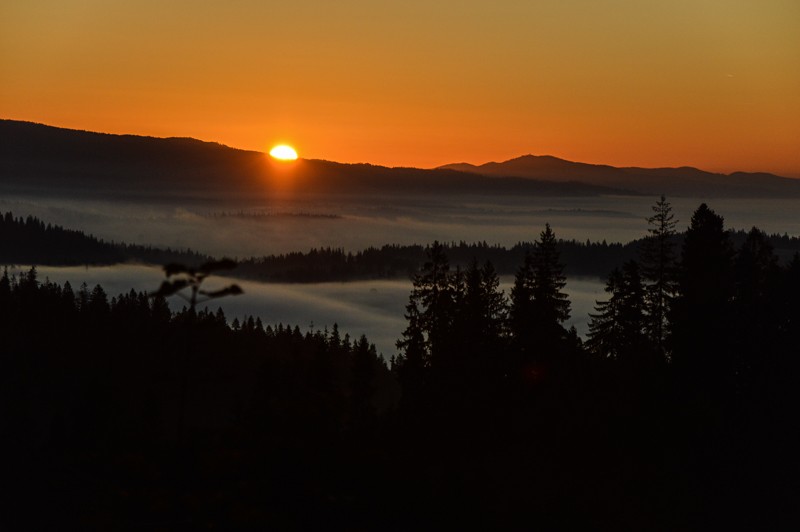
<box><xmin>151</xmin><ymin>258</ymin><xmax>242</xmax><ymax>312</ymax></box>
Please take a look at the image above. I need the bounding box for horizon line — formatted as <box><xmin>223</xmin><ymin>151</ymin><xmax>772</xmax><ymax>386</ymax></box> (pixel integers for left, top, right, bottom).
<box><xmin>4</xmin><ymin>117</ymin><xmax>799</xmax><ymax>179</ymax></box>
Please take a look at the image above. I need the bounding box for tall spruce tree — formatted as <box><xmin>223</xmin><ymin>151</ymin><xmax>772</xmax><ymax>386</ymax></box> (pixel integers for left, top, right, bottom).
<box><xmin>395</xmin><ymin>241</ymin><xmax>454</xmax><ymax>398</ymax></box>
<box><xmin>587</xmin><ymin>260</ymin><xmax>648</xmax><ymax>363</ymax></box>
<box><xmin>510</xmin><ymin>224</ymin><xmax>571</xmax><ymax>369</ymax></box>
<box><xmin>670</xmin><ymin>203</ymin><xmax>734</xmax><ymax>381</ymax></box>
<box><xmin>732</xmin><ymin>227</ymin><xmax>780</xmax><ymax>385</ymax></box>
<box><xmin>531</xmin><ymin>224</ymin><xmax>571</xmax><ymax>325</ymax></box>
<box><xmin>454</xmin><ymin>259</ymin><xmax>507</xmax><ymax>380</ymax></box>
<box><xmin>639</xmin><ymin>195</ymin><xmax>678</xmax><ymax>354</ymax></box>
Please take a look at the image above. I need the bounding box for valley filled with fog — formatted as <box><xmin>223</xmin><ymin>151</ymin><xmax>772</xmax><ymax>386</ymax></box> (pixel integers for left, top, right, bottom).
<box><xmin>3</xmin><ymin>193</ymin><xmax>798</xmax><ymax>357</ymax></box>
<box><xmin>2</xmin><ymin>194</ymin><xmax>798</xmax><ymax>258</ymax></box>
<box><xmin>16</xmin><ymin>264</ymin><xmax>604</xmax><ymax>358</ymax></box>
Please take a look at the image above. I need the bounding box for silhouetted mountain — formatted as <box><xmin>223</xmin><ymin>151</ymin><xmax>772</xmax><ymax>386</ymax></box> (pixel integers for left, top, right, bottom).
<box><xmin>0</xmin><ymin>120</ymin><xmax>270</xmax><ymax>201</ymax></box>
<box><xmin>440</xmin><ymin>154</ymin><xmax>800</xmax><ymax>197</ymax></box>
<box><xmin>0</xmin><ymin>120</ymin><xmax>627</xmax><ymax>200</ymax></box>
<box><xmin>5</xmin><ymin>120</ymin><xmax>796</xmax><ymax>200</ymax></box>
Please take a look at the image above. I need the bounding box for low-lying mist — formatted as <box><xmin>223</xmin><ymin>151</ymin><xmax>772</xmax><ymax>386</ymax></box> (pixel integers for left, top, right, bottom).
<box><xmin>21</xmin><ymin>265</ymin><xmax>605</xmax><ymax>358</ymax></box>
<box><xmin>5</xmin><ymin>192</ymin><xmax>797</xmax><ymax>356</ymax></box>
<box><xmin>3</xmin><ymin>194</ymin><xmax>798</xmax><ymax>260</ymax></box>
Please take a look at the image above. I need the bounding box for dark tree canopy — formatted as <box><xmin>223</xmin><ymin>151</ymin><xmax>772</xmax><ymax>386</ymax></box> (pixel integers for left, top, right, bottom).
<box><xmin>670</xmin><ymin>203</ymin><xmax>735</xmax><ymax>380</ymax></box>
<box><xmin>3</xmin><ymin>202</ymin><xmax>800</xmax><ymax>529</ymax></box>
<box><xmin>639</xmin><ymin>195</ymin><xmax>678</xmax><ymax>353</ymax></box>
<box><xmin>587</xmin><ymin>260</ymin><xmax>649</xmax><ymax>364</ymax></box>
<box><xmin>510</xmin><ymin>223</ymin><xmax>572</xmax><ymax>369</ymax></box>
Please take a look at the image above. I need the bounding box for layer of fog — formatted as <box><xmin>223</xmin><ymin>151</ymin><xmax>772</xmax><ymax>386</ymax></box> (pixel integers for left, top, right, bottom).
<box><xmin>20</xmin><ymin>265</ymin><xmax>606</xmax><ymax>359</ymax></box>
<box><xmin>5</xmin><ymin>193</ymin><xmax>795</xmax><ymax>357</ymax></box>
<box><xmin>2</xmin><ymin>194</ymin><xmax>798</xmax><ymax>259</ymax></box>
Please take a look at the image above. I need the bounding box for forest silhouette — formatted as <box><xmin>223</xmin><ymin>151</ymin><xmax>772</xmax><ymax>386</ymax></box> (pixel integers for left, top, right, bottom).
<box><xmin>1</xmin><ymin>199</ymin><xmax>798</xmax><ymax>529</ymax></box>
<box><xmin>3</xmin><ymin>209</ymin><xmax>800</xmax><ymax>282</ymax></box>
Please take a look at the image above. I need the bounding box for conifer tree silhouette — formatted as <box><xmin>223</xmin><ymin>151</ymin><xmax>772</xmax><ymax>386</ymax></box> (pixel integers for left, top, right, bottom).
<box><xmin>640</xmin><ymin>195</ymin><xmax>678</xmax><ymax>355</ymax></box>
<box><xmin>510</xmin><ymin>223</ymin><xmax>571</xmax><ymax>371</ymax></box>
<box><xmin>587</xmin><ymin>260</ymin><xmax>648</xmax><ymax>362</ymax></box>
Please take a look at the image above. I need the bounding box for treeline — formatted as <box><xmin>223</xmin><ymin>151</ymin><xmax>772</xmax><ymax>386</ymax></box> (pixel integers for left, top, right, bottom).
<box><xmin>235</xmin><ymin>229</ymin><xmax>800</xmax><ymax>282</ymax></box>
<box><xmin>1</xmin><ymin>199</ymin><xmax>799</xmax><ymax>527</ymax></box>
<box><xmin>0</xmin><ymin>211</ymin><xmax>209</xmax><ymax>266</ymax></box>
<box><xmin>393</xmin><ymin>197</ymin><xmax>800</xmax><ymax>398</ymax></box>
<box><xmin>388</xmin><ymin>198</ymin><xmax>800</xmax><ymax>528</ymax></box>
<box><xmin>0</xmin><ymin>209</ymin><xmax>633</xmax><ymax>276</ymax></box>
<box><xmin>3</xmin><ymin>209</ymin><xmax>800</xmax><ymax>282</ymax></box>
<box><xmin>234</xmin><ymin>240</ymin><xmax>635</xmax><ymax>281</ymax></box>
<box><xmin>0</xmin><ymin>266</ymin><xmax>397</xmax><ymax>529</ymax></box>
<box><xmin>0</xmin><ymin>211</ymin><xmax>124</xmax><ymax>264</ymax></box>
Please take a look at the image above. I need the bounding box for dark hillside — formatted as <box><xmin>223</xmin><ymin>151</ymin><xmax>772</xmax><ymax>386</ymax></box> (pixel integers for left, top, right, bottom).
<box><xmin>0</xmin><ymin>120</ymin><xmax>633</xmax><ymax>201</ymax></box>
<box><xmin>441</xmin><ymin>154</ymin><xmax>800</xmax><ymax>197</ymax></box>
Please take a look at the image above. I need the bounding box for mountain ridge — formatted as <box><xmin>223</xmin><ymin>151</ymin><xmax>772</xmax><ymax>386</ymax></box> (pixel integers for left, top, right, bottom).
<box><xmin>439</xmin><ymin>154</ymin><xmax>800</xmax><ymax>197</ymax></box>
<box><xmin>0</xmin><ymin>120</ymin><xmax>632</xmax><ymax>200</ymax></box>
<box><xmin>2</xmin><ymin>120</ymin><xmax>798</xmax><ymax>200</ymax></box>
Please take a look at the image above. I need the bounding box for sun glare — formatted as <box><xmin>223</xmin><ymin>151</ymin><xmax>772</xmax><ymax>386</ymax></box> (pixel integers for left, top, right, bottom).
<box><xmin>270</xmin><ymin>145</ymin><xmax>298</xmax><ymax>161</ymax></box>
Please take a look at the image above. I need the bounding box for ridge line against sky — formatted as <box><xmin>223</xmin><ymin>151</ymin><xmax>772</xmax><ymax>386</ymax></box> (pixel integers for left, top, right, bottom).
<box><xmin>3</xmin><ymin>117</ymin><xmax>798</xmax><ymax>180</ymax></box>
<box><xmin>1</xmin><ymin>1</ymin><xmax>798</xmax><ymax>177</ymax></box>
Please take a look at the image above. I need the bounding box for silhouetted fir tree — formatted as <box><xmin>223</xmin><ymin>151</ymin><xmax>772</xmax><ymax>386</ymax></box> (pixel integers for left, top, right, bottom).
<box><xmin>734</xmin><ymin>227</ymin><xmax>779</xmax><ymax>308</ymax></box>
<box><xmin>0</xmin><ymin>268</ymin><xmax>10</xmax><ymax>316</ymax></box>
<box><xmin>88</xmin><ymin>284</ymin><xmax>110</xmax><ymax>317</ymax></box>
<box><xmin>732</xmin><ymin>227</ymin><xmax>781</xmax><ymax>387</ymax></box>
<box><xmin>587</xmin><ymin>260</ymin><xmax>649</xmax><ymax>363</ymax></box>
<box><xmin>509</xmin><ymin>250</ymin><xmax>536</xmax><ymax>364</ymax></box>
<box><xmin>670</xmin><ymin>203</ymin><xmax>735</xmax><ymax>384</ymax></box>
<box><xmin>460</xmin><ymin>259</ymin><xmax>507</xmax><ymax>357</ymax></box>
<box><xmin>351</xmin><ymin>334</ymin><xmax>379</xmax><ymax>430</ymax></box>
<box><xmin>781</xmin><ymin>253</ymin><xmax>800</xmax><ymax>335</ymax></box>
<box><xmin>77</xmin><ymin>281</ymin><xmax>90</xmax><ymax>313</ymax></box>
<box><xmin>394</xmin><ymin>295</ymin><xmax>427</xmax><ymax>407</ymax></box>
<box><xmin>510</xmin><ymin>223</ymin><xmax>571</xmax><ymax>373</ymax></box>
<box><xmin>587</xmin><ymin>267</ymin><xmax>623</xmax><ymax>358</ymax></box>
<box><xmin>639</xmin><ymin>195</ymin><xmax>678</xmax><ymax>355</ymax></box>
<box><xmin>439</xmin><ymin>258</ymin><xmax>508</xmax><ymax>403</ymax></box>
<box><xmin>394</xmin><ymin>241</ymin><xmax>455</xmax><ymax>390</ymax></box>
<box><xmin>531</xmin><ymin>224</ymin><xmax>571</xmax><ymax>323</ymax></box>
<box><xmin>418</xmin><ymin>241</ymin><xmax>456</xmax><ymax>366</ymax></box>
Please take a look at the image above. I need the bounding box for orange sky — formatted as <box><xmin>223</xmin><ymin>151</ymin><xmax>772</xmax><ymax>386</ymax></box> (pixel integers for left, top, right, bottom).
<box><xmin>2</xmin><ymin>1</ymin><xmax>799</xmax><ymax>176</ymax></box>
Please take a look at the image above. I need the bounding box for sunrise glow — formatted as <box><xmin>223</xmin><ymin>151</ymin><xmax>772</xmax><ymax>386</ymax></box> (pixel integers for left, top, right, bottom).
<box><xmin>1</xmin><ymin>2</ymin><xmax>798</xmax><ymax>175</ymax></box>
<box><xmin>270</xmin><ymin>145</ymin><xmax>298</xmax><ymax>161</ymax></box>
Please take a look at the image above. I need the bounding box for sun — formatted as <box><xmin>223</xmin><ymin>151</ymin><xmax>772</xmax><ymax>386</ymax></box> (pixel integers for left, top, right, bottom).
<box><xmin>270</xmin><ymin>144</ymin><xmax>298</xmax><ymax>161</ymax></box>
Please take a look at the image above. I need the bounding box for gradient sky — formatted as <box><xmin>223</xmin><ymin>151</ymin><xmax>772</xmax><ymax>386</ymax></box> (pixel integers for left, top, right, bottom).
<box><xmin>2</xmin><ymin>1</ymin><xmax>799</xmax><ymax>176</ymax></box>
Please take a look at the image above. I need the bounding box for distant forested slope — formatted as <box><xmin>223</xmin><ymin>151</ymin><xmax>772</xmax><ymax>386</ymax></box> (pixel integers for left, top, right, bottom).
<box><xmin>3</xmin><ymin>209</ymin><xmax>799</xmax><ymax>281</ymax></box>
<box><xmin>0</xmin><ymin>211</ymin><xmax>207</xmax><ymax>266</ymax></box>
<box><xmin>0</xmin><ymin>212</ymin><xmax>124</xmax><ymax>264</ymax></box>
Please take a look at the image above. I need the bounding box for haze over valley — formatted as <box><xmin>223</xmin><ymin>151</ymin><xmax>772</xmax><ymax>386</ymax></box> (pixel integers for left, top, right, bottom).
<box><xmin>3</xmin><ymin>121</ymin><xmax>799</xmax><ymax>358</ymax></box>
<box><xmin>3</xmin><ymin>1</ymin><xmax>799</xmax><ymax>526</ymax></box>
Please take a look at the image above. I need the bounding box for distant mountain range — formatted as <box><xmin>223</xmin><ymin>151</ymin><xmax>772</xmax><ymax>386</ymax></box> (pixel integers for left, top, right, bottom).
<box><xmin>2</xmin><ymin>119</ymin><xmax>798</xmax><ymax>200</ymax></box>
<box><xmin>440</xmin><ymin>155</ymin><xmax>800</xmax><ymax>198</ymax></box>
